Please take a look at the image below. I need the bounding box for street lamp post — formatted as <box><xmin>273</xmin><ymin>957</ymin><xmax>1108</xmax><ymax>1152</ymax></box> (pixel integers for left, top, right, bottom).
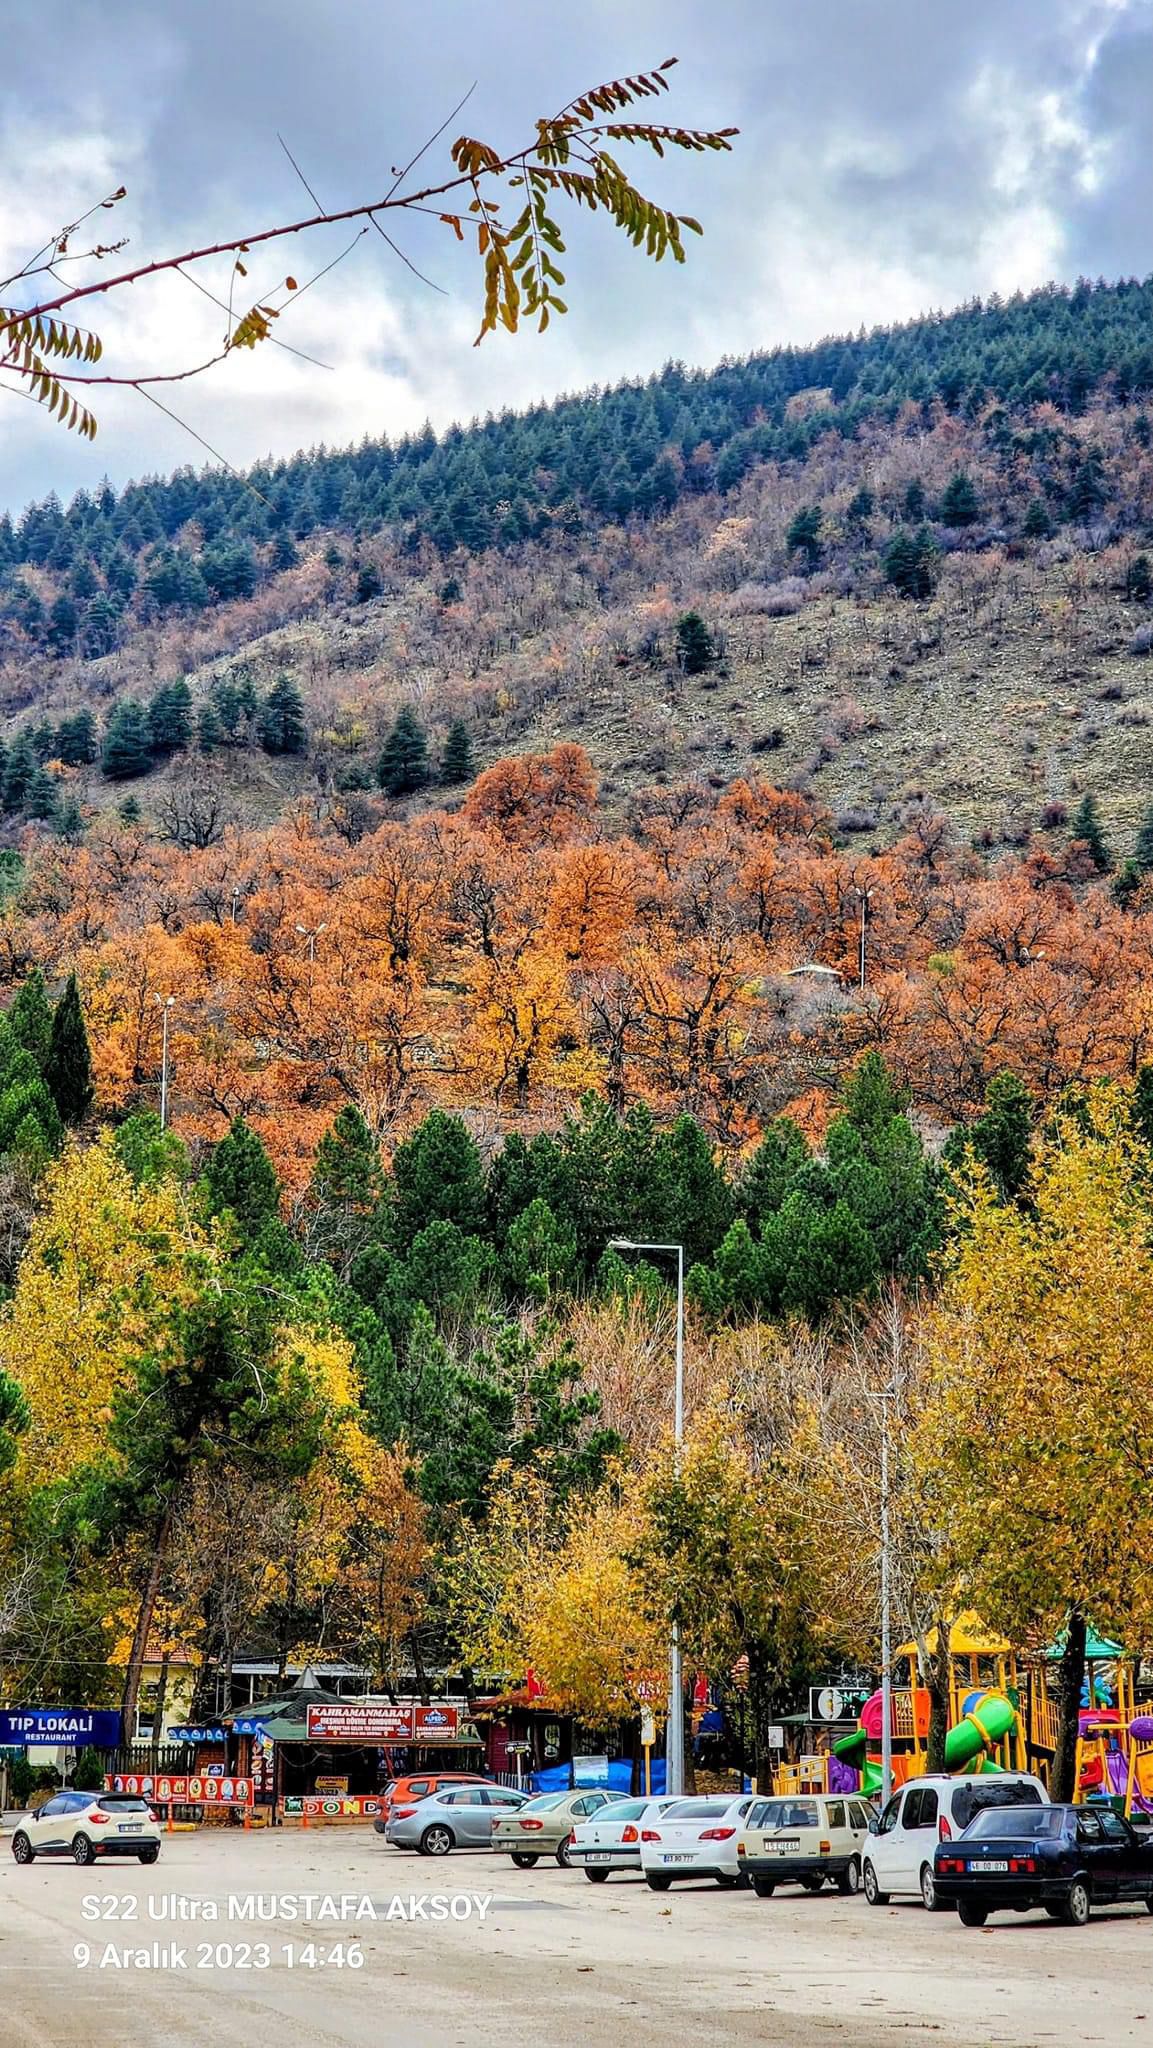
<box><xmin>608</xmin><ymin>1238</ymin><xmax>685</xmax><ymax>1796</ymax></box>
<box><xmin>879</xmin><ymin>1389</ymin><xmax>892</xmax><ymax>1807</ymax></box>
<box><xmin>856</xmin><ymin>887</ymin><xmax>874</xmax><ymax>992</ymax></box>
<box><xmin>154</xmin><ymin>994</ymin><xmax>176</xmax><ymax>1128</ymax></box>
<box><xmin>295</xmin><ymin>921</ymin><xmax>327</xmax><ymax>966</ymax></box>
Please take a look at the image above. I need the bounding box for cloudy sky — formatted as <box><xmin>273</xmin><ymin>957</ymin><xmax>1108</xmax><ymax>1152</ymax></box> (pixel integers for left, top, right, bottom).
<box><xmin>2</xmin><ymin>0</ymin><xmax>1151</xmax><ymax>512</ymax></box>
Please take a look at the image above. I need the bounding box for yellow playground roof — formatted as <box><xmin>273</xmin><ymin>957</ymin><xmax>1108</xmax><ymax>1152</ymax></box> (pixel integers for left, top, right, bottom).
<box><xmin>896</xmin><ymin>1610</ymin><xmax>1012</xmax><ymax>1660</ymax></box>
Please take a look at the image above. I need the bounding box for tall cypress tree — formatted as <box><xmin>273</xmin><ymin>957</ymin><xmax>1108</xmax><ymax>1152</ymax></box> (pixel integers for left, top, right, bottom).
<box><xmin>44</xmin><ymin>972</ymin><xmax>94</xmax><ymax>1123</ymax></box>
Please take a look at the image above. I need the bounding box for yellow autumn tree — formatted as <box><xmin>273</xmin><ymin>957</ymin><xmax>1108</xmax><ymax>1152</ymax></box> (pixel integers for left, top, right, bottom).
<box><xmin>0</xmin><ymin>1134</ymin><xmax>216</xmax><ymax>1484</ymax></box>
<box><xmin>918</xmin><ymin>1086</ymin><xmax>1153</xmax><ymax>1793</ymax></box>
<box><xmin>520</xmin><ymin>1477</ymin><xmax>665</xmax><ymax>1721</ymax></box>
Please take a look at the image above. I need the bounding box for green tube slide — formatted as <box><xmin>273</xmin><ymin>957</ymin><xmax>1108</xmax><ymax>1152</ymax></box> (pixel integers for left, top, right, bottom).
<box><xmin>832</xmin><ymin>1727</ymin><xmax>869</xmax><ymax>1766</ymax></box>
<box><xmin>943</xmin><ymin>1693</ymin><xmax>1016</xmax><ymax>1773</ymax></box>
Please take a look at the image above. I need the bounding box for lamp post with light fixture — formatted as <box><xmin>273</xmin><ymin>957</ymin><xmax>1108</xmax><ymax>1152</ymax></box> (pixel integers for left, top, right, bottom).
<box><xmin>607</xmin><ymin>1237</ymin><xmax>685</xmax><ymax>1796</ymax></box>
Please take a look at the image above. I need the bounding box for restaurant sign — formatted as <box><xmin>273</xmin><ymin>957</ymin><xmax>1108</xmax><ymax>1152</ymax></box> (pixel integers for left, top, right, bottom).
<box><xmin>305</xmin><ymin>1703</ymin><xmax>460</xmax><ymax>1742</ymax></box>
<box><xmin>104</xmin><ymin>1774</ymin><xmax>253</xmax><ymax>1804</ymax></box>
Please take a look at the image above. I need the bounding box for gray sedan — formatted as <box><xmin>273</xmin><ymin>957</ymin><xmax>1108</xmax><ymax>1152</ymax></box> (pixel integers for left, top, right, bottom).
<box><xmin>384</xmin><ymin>1784</ymin><xmax>531</xmax><ymax>1856</ymax></box>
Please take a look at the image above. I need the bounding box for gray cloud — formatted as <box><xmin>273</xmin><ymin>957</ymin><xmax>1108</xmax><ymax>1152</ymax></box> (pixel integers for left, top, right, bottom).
<box><xmin>1</xmin><ymin>0</ymin><xmax>1150</xmax><ymax>510</ymax></box>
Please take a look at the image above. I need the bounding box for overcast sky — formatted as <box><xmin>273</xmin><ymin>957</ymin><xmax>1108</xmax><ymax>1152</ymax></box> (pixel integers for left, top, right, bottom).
<box><xmin>2</xmin><ymin>0</ymin><xmax>1151</xmax><ymax>513</ymax></box>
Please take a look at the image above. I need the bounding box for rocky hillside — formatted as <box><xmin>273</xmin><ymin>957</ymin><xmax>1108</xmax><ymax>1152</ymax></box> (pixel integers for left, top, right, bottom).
<box><xmin>1</xmin><ymin>277</ymin><xmax>1151</xmax><ymax>856</ymax></box>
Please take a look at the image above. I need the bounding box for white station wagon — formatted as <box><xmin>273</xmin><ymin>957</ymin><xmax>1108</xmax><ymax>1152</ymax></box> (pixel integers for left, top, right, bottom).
<box><xmin>738</xmin><ymin>1792</ymin><xmax>875</xmax><ymax>1897</ymax></box>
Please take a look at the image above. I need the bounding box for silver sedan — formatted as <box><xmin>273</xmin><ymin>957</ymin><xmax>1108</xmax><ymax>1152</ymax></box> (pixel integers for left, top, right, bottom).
<box><xmin>384</xmin><ymin>1784</ymin><xmax>531</xmax><ymax>1856</ymax></box>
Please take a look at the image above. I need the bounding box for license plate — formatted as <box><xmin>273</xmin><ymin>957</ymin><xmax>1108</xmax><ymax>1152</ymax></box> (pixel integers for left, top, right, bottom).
<box><xmin>770</xmin><ymin>1839</ymin><xmax>801</xmax><ymax>1855</ymax></box>
<box><xmin>663</xmin><ymin>1853</ymin><xmax>693</xmax><ymax>1864</ymax></box>
<box><xmin>120</xmin><ymin>1824</ymin><xmax>144</xmax><ymax>1835</ymax></box>
<box><xmin>585</xmin><ymin>1852</ymin><xmax>614</xmax><ymax>1863</ymax></box>
<box><xmin>968</xmin><ymin>1860</ymin><xmax>1008</xmax><ymax>1872</ymax></box>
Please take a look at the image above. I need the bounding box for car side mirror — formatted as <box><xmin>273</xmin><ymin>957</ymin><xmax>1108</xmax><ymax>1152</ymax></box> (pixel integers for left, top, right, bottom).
<box><xmin>867</xmin><ymin>1817</ymin><xmax>879</xmax><ymax>1835</ymax></box>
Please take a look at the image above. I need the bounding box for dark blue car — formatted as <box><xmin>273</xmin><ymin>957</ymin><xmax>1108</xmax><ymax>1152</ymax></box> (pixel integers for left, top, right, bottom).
<box><xmin>934</xmin><ymin>1803</ymin><xmax>1153</xmax><ymax>1926</ymax></box>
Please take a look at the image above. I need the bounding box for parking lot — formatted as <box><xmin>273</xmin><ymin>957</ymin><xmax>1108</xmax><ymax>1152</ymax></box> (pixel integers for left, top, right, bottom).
<box><xmin>2</xmin><ymin>1823</ymin><xmax>1152</xmax><ymax>2047</ymax></box>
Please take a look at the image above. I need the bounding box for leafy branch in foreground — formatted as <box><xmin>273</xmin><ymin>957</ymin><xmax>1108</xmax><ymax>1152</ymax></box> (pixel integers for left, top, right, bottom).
<box><xmin>0</xmin><ymin>58</ymin><xmax>736</xmax><ymax>440</ymax></box>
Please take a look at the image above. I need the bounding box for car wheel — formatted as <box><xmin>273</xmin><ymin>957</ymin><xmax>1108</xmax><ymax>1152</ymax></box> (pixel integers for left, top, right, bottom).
<box><xmin>752</xmin><ymin>1877</ymin><xmax>775</xmax><ymax>1899</ymax></box>
<box><xmin>10</xmin><ymin>1832</ymin><xmax>33</xmax><ymax>1865</ymax></box>
<box><xmin>836</xmin><ymin>1856</ymin><xmax>861</xmax><ymax>1896</ymax></box>
<box><xmin>510</xmin><ymin>1852</ymin><xmax>539</xmax><ymax>1869</ymax></box>
<box><xmin>800</xmin><ymin>1874</ymin><xmax>825</xmax><ymax>1893</ymax></box>
<box><xmin>585</xmin><ymin>1868</ymin><xmax>610</xmax><ymax>1884</ymax></box>
<box><xmin>863</xmin><ymin>1860</ymin><xmax>890</xmax><ymax>1907</ymax></box>
<box><xmin>555</xmin><ymin>1840</ymin><xmax>574</xmax><ymax>1869</ymax></box>
<box><xmin>1061</xmin><ymin>1880</ymin><xmax>1091</xmax><ymax>1927</ymax></box>
<box><xmin>957</xmin><ymin>1900</ymin><xmax>988</xmax><ymax>1927</ymax></box>
<box><xmin>72</xmin><ymin>1834</ymin><xmax>96</xmax><ymax>1866</ymax></box>
<box><xmin>920</xmin><ymin>1863</ymin><xmax>945</xmax><ymax>1912</ymax></box>
<box><xmin>646</xmin><ymin>1875</ymin><xmax>673</xmax><ymax>1892</ymax></box>
<box><xmin>138</xmin><ymin>1847</ymin><xmax>160</xmax><ymax>1864</ymax></box>
<box><xmin>420</xmin><ymin>1824</ymin><xmax>454</xmax><ymax>1858</ymax></box>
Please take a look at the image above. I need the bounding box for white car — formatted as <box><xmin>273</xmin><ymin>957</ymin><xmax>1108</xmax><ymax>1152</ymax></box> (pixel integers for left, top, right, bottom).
<box><xmin>639</xmin><ymin>1794</ymin><xmax>755</xmax><ymax>1890</ymax></box>
<box><xmin>568</xmin><ymin>1796</ymin><xmax>684</xmax><ymax>1882</ymax></box>
<box><xmin>863</xmin><ymin>1773</ymin><xmax>1049</xmax><ymax>1910</ymax></box>
<box><xmin>11</xmin><ymin>1790</ymin><xmax>161</xmax><ymax>1867</ymax></box>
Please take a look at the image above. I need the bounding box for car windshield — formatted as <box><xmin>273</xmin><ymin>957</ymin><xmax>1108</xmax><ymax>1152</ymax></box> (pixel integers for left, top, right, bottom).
<box><xmin>965</xmin><ymin>1806</ymin><xmax>1067</xmax><ymax>1839</ymax></box>
<box><xmin>96</xmin><ymin>1796</ymin><xmax>151</xmax><ymax>1811</ymax></box>
<box><xmin>521</xmin><ymin>1793</ymin><xmax>570</xmax><ymax>1813</ymax></box>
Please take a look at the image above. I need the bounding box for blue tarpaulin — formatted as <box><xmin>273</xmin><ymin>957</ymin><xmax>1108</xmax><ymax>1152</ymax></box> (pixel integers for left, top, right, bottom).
<box><xmin>531</xmin><ymin>1757</ymin><xmax>667</xmax><ymax>1795</ymax></box>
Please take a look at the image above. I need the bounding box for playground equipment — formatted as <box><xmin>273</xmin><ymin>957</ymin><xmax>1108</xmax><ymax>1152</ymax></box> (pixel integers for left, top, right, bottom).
<box><xmin>829</xmin><ymin>1614</ymin><xmax>1026</xmax><ymax>1794</ymax></box>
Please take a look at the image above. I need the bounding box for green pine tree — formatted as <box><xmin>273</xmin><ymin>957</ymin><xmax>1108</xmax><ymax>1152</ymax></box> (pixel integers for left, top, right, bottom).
<box><xmin>377</xmin><ymin>708</ymin><xmax>431</xmax><ymax>798</ymax></box>
<box><xmin>389</xmin><ymin>1109</ymin><xmax>485</xmax><ymax>1248</ymax></box>
<box><xmin>1134</xmin><ymin>806</ymin><xmax>1153</xmax><ymax>873</ymax></box>
<box><xmin>945</xmin><ymin>1070</ymin><xmax>1034</xmax><ymax>1205</ymax></box>
<box><xmin>24</xmin><ymin>765</ymin><xmax>58</xmax><ymax>822</ymax></box>
<box><xmin>675</xmin><ymin>610</ymin><xmax>717</xmax><ymax>675</ymax></box>
<box><xmin>440</xmin><ymin>719</ymin><xmax>476</xmax><ymax>786</ymax></box>
<box><xmin>939</xmin><ymin>470</ymin><xmax>980</xmax><ymax>527</ymax></box>
<box><xmin>259</xmin><ymin>675</ymin><xmax>308</xmax><ymax>756</ymax></box>
<box><xmin>1023</xmin><ymin>496</ymin><xmax>1053</xmax><ymax>539</ymax></box>
<box><xmin>785</xmin><ymin>504</ymin><xmax>823</xmax><ymax>567</ymax></box>
<box><xmin>1071</xmin><ymin>792</ymin><xmax>1111</xmax><ymax>872</ymax></box>
<box><xmin>102</xmin><ymin>700</ymin><xmax>153</xmax><ymax>780</ymax></box>
<box><xmin>883</xmin><ymin>526</ymin><xmax>937</xmax><ymax>598</ymax></box>
<box><xmin>7</xmin><ymin>967</ymin><xmax>53</xmax><ymax>1068</ymax></box>
<box><xmin>44</xmin><ymin>972</ymin><xmax>94</xmax><ymax>1124</ymax></box>
<box><xmin>203</xmin><ymin>1116</ymin><xmax>281</xmax><ymax>1234</ymax></box>
<box><xmin>2</xmin><ymin>733</ymin><xmax>37</xmax><ymax>813</ymax></box>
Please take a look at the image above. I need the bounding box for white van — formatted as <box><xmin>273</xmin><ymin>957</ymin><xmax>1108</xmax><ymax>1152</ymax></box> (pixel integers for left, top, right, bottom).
<box><xmin>862</xmin><ymin>1772</ymin><xmax>1049</xmax><ymax>1910</ymax></box>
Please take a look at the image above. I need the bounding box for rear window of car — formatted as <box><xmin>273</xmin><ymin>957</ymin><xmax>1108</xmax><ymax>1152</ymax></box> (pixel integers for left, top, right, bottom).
<box><xmin>750</xmin><ymin>1799</ymin><xmax>820</xmax><ymax>1829</ymax></box>
<box><xmin>950</xmin><ymin>1780</ymin><xmax>1043</xmax><ymax>1829</ymax></box>
<box><xmin>664</xmin><ymin>1800</ymin><xmax>731</xmax><ymax>1820</ymax></box>
<box><xmin>97</xmin><ymin>1796</ymin><xmax>151</xmax><ymax>1812</ymax></box>
<box><xmin>966</xmin><ymin>1806</ymin><xmax>1066</xmax><ymax>1839</ymax></box>
<box><xmin>598</xmin><ymin>1799</ymin><xmax>647</xmax><ymax>1821</ymax></box>
<box><xmin>521</xmin><ymin>1793</ymin><xmax>569</xmax><ymax>1812</ymax></box>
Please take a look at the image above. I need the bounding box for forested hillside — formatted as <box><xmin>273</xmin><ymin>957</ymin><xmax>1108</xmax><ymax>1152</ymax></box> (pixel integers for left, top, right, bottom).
<box><xmin>1</xmin><ymin>275</ymin><xmax>1152</xmax><ymax>853</ymax></box>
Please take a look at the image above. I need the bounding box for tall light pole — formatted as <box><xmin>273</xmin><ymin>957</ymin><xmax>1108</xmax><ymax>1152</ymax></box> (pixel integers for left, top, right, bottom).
<box><xmin>879</xmin><ymin>1388</ymin><xmax>892</xmax><ymax>1807</ymax></box>
<box><xmin>608</xmin><ymin>1238</ymin><xmax>685</xmax><ymax>1796</ymax></box>
<box><xmin>856</xmin><ymin>887</ymin><xmax>874</xmax><ymax>992</ymax></box>
<box><xmin>154</xmin><ymin>994</ymin><xmax>176</xmax><ymax>1128</ymax></box>
<box><xmin>295</xmin><ymin>920</ymin><xmax>327</xmax><ymax>966</ymax></box>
